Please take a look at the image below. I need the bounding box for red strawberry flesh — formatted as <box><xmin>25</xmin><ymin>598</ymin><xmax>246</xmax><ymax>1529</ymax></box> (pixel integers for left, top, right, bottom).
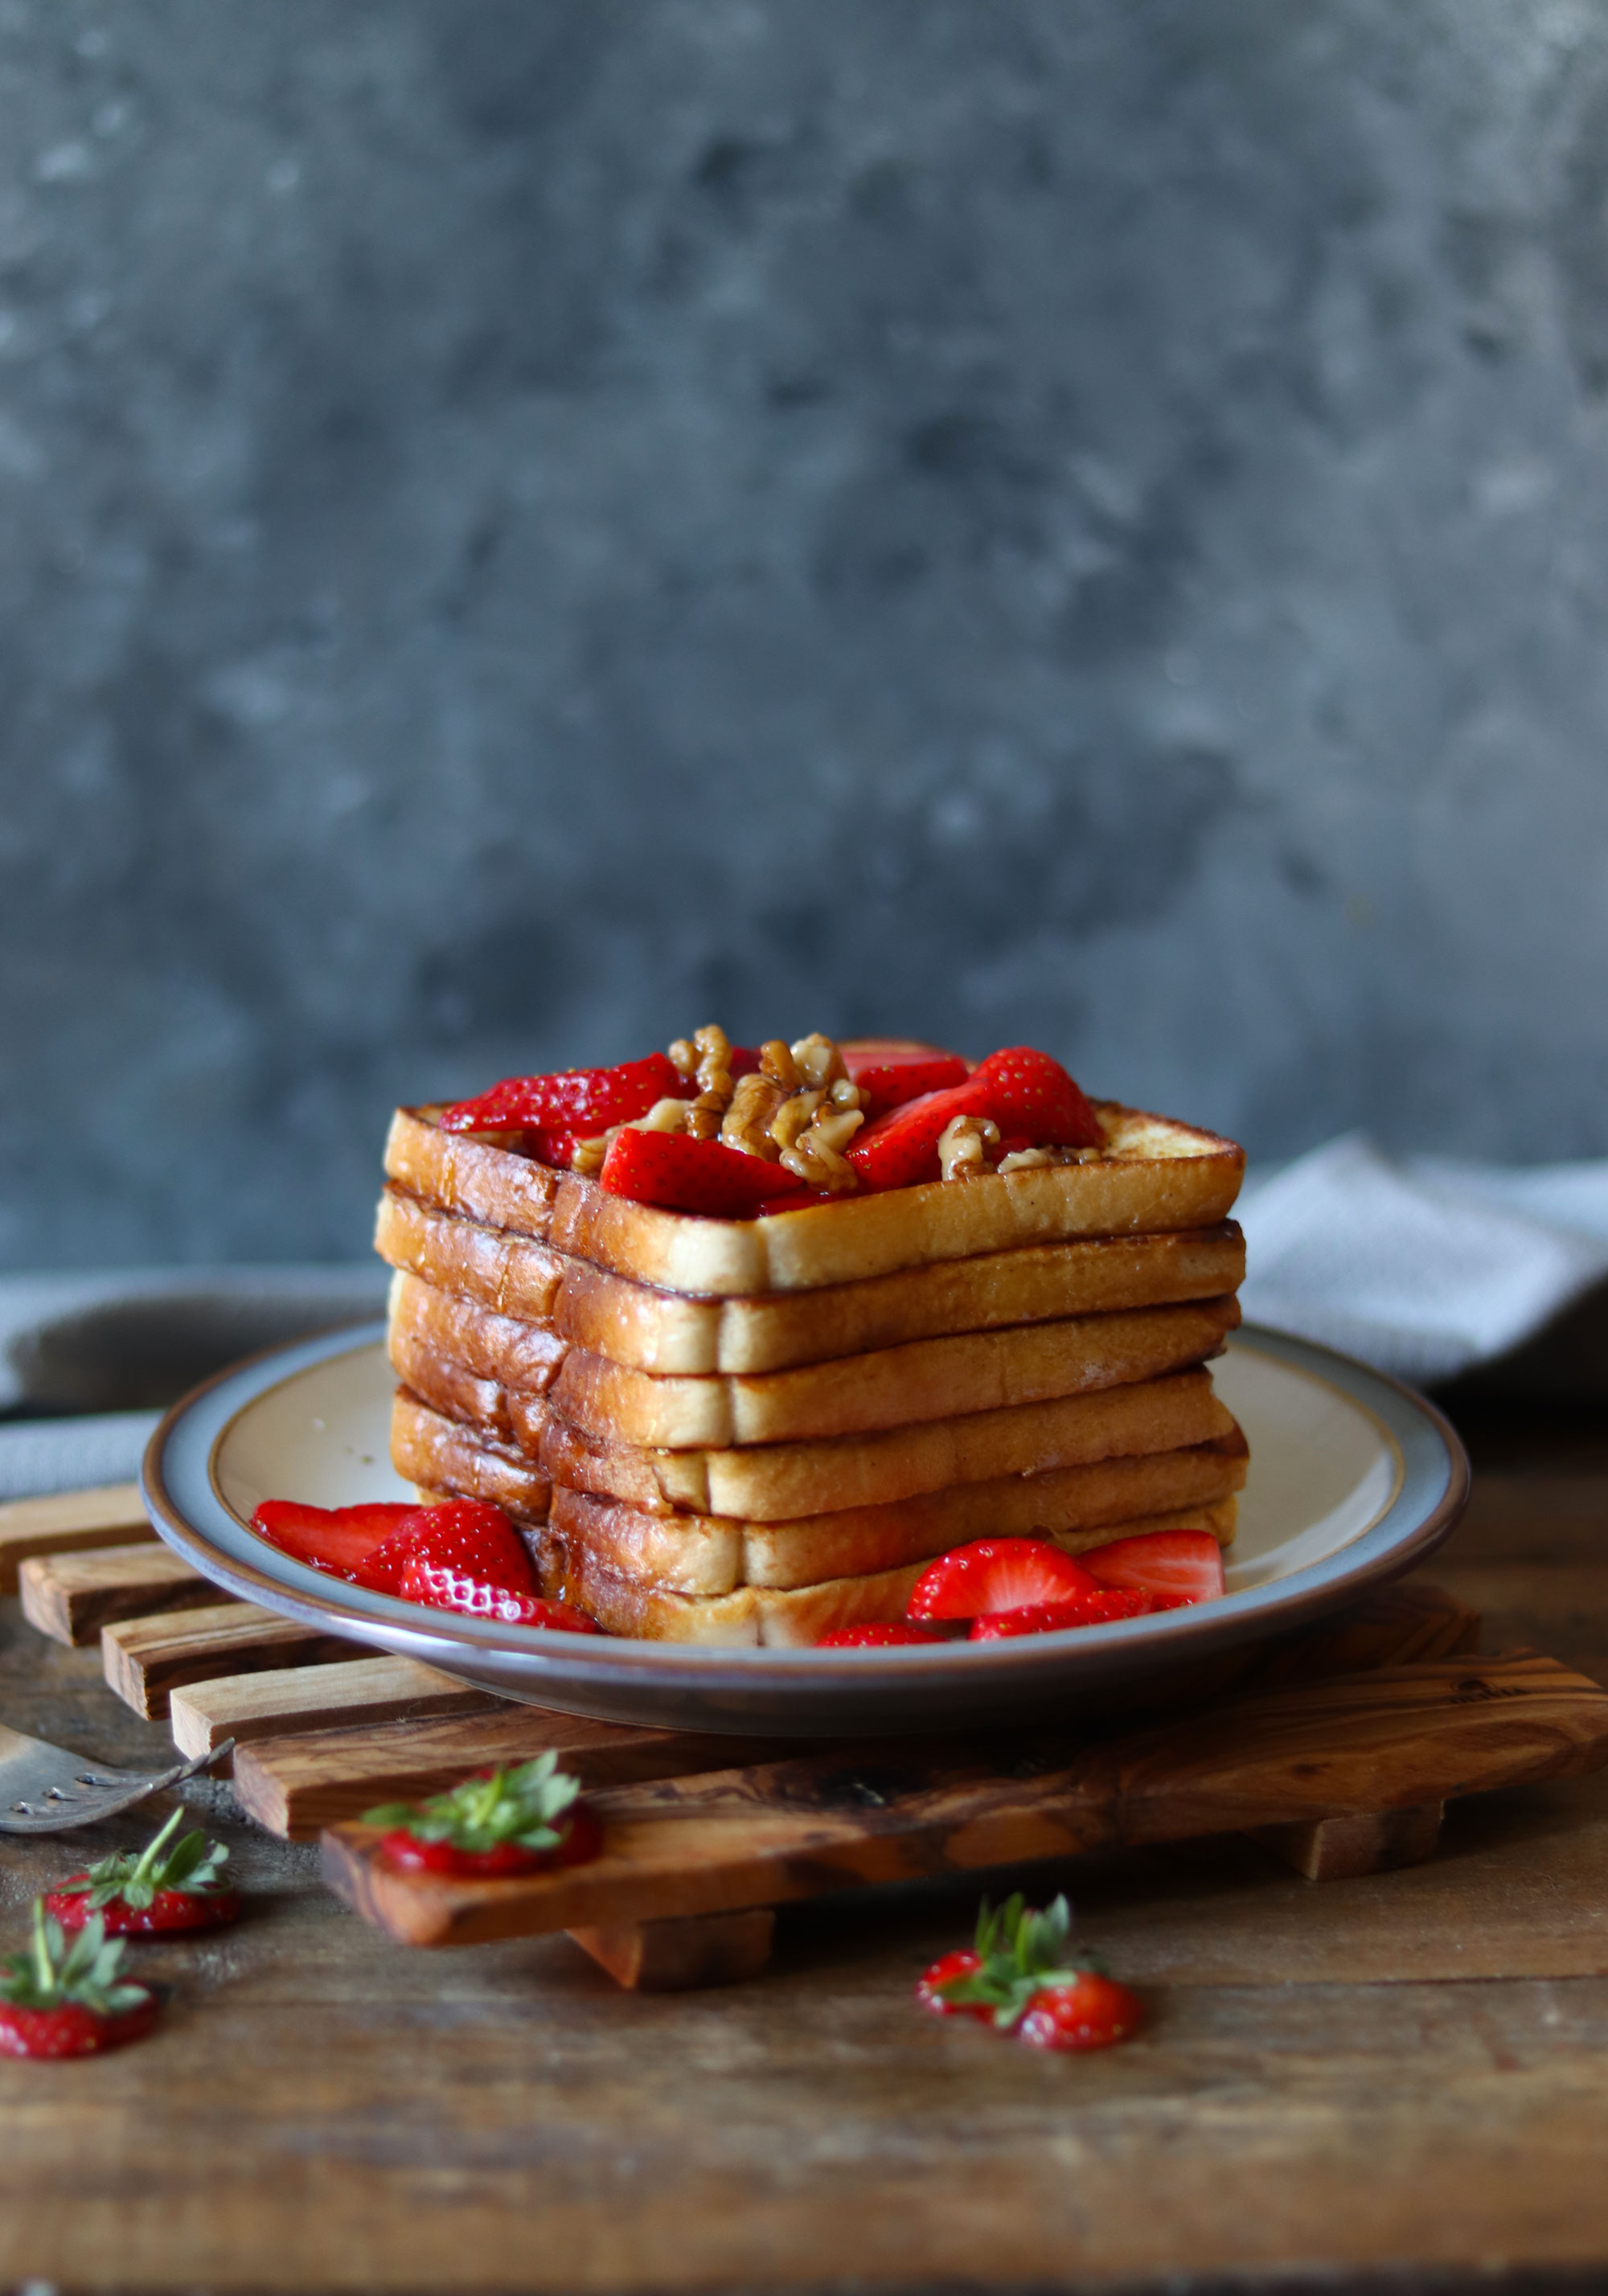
<box><xmin>815</xmin><ymin>1622</ymin><xmax>944</xmax><ymax>1648</ymax></box>
<box><xmin>1017</xmin><ymin>1972</ymin><xmax>1143</xmax><ymax>2051</ymax></box>
<box><xmin>0</xmin><ymin>1996</ymin><xmax>158</xmax><ymax>2060</ymax></box>
<box><xmin>46</xmin><ymin>1887</ymin><xmax>242</xmax><ymax>1936</ymax></box>
<box><xmin>966</xmin><ymin>1589</ymin><xmax>1155</xmax><ymax>1640</ymax></box>
<box><xmin>1081</xmin><ymin>1528</ymin><xmax>1225</xmax><ymax>1605</ymax></box>
<box><xmin>251</xmin><ymin>1499</ymin><xmax>422</xmax><ymax>1580</ymax></box>
<box><xmin>906</xmin><ymin>1537</ymin><xmax>1101</xmax><ymax>1622</ymax></box>
<box><xmin>600</xmin><ymin>1128</ymin><xmax>807</xmax><ymax>1218</ymax></box>
<box><xmin>438</xmin><ymin>1053</ymin><xmax>691</xmax><ymax>1138</ymax></box>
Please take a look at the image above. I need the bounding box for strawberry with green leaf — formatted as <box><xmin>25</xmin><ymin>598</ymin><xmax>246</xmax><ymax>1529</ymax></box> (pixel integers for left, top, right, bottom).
<box><xmin>917</xmin><ymin>1893</ymin><xmax>1142</xmax><ymax>2052</ymax></box>
<box><xmin>366</xmin><ymin>1752</ymin><xmax>603</xmax><ymax>1879</ymax></box>
<box><xmin>0</xmin><ymin>1900</ymin><xmax>159</xmax><ymax>2058</ymax></box>
<box><xmin>46</xmin><ymin>1806</ymin><xmax>240</xmax><ymax>1936</ymax></box>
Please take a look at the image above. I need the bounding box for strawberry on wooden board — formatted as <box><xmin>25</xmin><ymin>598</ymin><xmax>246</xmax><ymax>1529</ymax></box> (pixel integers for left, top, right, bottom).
<box><xmin>916</xmin><ymin>1893</ymin><xmax>1139</xmax><ymax>2051</ymax></box>
<box><xmin>437</xmin><ymin>1053</ymin><xmax>692</xmax><ymax>1140</ymax></box>
<box><xmin>1018</xmin><ymin>1970</ymin><xmax>1144</xmax><ymax>2052</ymax></box>
<box><xmin>814</xmin><ymin>1622</ymin><xmax>946</xmax><ymax>1649</ymax></box>
<box><xmin>1081</xmin><ymin>1527</ymin><xmax>1226</xmax><ymax>1606</ymax></box>
<box><xmin>0</xmin><ymin>1902</ymin><xmax>158</xmax><ymax>2060</ymax></box>
<box><xmin>250</xmin><ymin>1498</ymin><xmax>421</xmax><ymax>1581</ymax></box>
<box><xmin>600</xmin><ymin>1128</ymin><xmax>808</xmax><ymax>1218</ymax></box>
<box><xmin>47</xmin><ymin>1806</ymin><xmax>240</xmax><ymax>1936</ymax></box>
<box><xmin>906</xmin><ymin>1537</ymin><xmax>1100</xmax><ymax>1623</ymax></box>
<box><xmin>967</xmin><ymin>1589</ymin><xmax>1156</xmax><ymax>1640</ymax></box>
<box><xmin>366</xmin><ymin>1753</ymin><xmax>601</xmax><ymax>1880</ymax></box>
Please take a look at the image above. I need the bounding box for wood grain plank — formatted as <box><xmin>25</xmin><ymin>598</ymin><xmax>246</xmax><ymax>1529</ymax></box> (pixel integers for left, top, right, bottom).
<box><xmin>0</xmin><ymin>1480</ymin><xmax>153</xmax><ymax>1592</ymax></box>
<box><xmin>567</xmin><ymin>1909</ymin><xmax>776</xmax><ymax>1991</ymax></box>
<box><xmin>232</xmin><ymin>1708</ymin><xmax>802</xmax><ymax>1838</ymax></box>
<box><xmin>18</xmin><ymin>1543</ymin><xmax>218</xmax><ymax>1646</ymax></box>
<box><xmin>102</xmin><ymin>1603</ymin><xmax>359</xmax><ymax>1719</ymax></box>
<box><xmin>321</xmin><ymin>1650</ymin><xmax>1608</xmax><ymax>1948</ymax></box>
<box><xmin>169</xmin><ymin>1656</ymin><xmax>501</xmax><ymax>1761</ymax></box>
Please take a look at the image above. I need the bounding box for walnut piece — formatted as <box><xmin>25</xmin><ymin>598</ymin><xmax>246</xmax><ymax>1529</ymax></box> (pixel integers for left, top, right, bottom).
<box><xmin>684</xmin><ymin>1023</ymin><xmax>736</xmax><ymax>1140</ymax></box>
<box><xmin>937</xmin><ymin>1113</ymin><xmax>999</xmax><ymax>1181</ymax></box>
<box><xmin>720</xmin><ymin>1072</ymin><xmax>788</xmax><ymax>1159</ymax></box>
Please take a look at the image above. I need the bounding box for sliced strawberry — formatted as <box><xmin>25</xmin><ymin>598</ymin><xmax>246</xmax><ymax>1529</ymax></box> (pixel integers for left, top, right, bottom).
<box><xmin>815</xmin><ymin>1622</ymin><xmax>945</xmax><ymax>1648</ymax></box>
<box><xmin>967</xmin><ymin>1589</ymin><xmax>1155</xmax><ymax>1640</ymax></box>
<box><xmin>47</xmin><ymin>1808</ymin><xmax>239</xmax><ymax>1935</ymax></box>
<box><xmin>846</xmin><ymin>1081</ymin><xmax>979</xmax><ymax>1191</ymax></box>
<box><xmin>970</xmin><ymin>1047</ymin><xmax>1103</xmax><ymax>1149</ymax></box>
<box><xmin>0</xmin><ymin>1904</ymin><xmax>158</xmax><ymax>2058</ymax></box>
<box><xmin>438</xmin><ymin>1052</ymin><xmax>691</xmax><ymax>1138</ymax></box>
<box><xmin>851</xmin><ymin>1054</ymin><xmax>972</xmax><ymax>1120</ymax></box>
<box><xmin>839</xmin><ymin>1038</ymin><xmax>967</xmax><ymax>1079</ymax></box>
<box><xmin>404</xmin><ymin>1575</ymin><xmax>602</xmax><ymax>1634</ymax></box>
<box><xmin>915</xmin><ymin>1947</ymin><xmax>994</xmax><ymax>2019</ymax></box>
<box><xmin>1017</xmin><ymin>1971</ymin><xmax>1143</xmax><ymax>2051</ymax></box>
<box><xmin>370</xmin><ymin>1498</ymin><xmax>535</xmax><ymax>1610</ymax></box>
<box><xmin>907</xmin><ymin>1538</ymin><xmax>1100</xmax><ymax>1622</ymax></box>
<box><xmin>251</xmin><ymin>1499</ymin><xmax>422</xmax><ymax>1581</ymax></box>
<box><xmin>599</xmin><ymin>1128</ymin><xmax>807</xmax><ymax>1218</ymax></box>
<box><xmin>1081</xmin><ymin>1528</ymin><xmax>1226</xmax><ymax>1606</ymax></box>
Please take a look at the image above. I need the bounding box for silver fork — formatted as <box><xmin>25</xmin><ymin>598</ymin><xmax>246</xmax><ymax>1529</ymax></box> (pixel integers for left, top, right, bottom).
<box><xmin>0</xmin><ymin>1724</ymin><xmax>236</xmax><ymax>1835</ymax></box>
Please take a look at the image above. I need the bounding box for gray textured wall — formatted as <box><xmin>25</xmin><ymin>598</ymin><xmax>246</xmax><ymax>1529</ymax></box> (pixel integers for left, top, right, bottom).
<box><xmin>4</xmin><ymin>0</ymin><xmax>1608</xmax><ymax>1268</ymax></box>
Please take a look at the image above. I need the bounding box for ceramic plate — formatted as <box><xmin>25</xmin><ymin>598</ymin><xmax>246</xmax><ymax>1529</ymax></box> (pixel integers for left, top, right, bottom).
<box><xmin>142</xmin><ymin>1322</ymin><xmax>1467</xmax><ymax>1735</ymax></box>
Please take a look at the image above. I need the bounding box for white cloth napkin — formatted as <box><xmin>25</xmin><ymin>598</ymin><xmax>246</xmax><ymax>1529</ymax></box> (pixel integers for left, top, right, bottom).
<box><xmin>1237</xmin><ymin>1134</ymin><xmax>1608</xmax><ymax>1384</ymax></box>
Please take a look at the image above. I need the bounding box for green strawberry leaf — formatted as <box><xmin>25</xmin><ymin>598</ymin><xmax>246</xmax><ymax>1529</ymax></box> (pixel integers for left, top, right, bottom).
<box><xmin>55</xmin><ymin>1806</ymin><xmax>232</xmax><ymax>1912</ymax></box>
<box><xmin>0</xmin><ymin>1902</ymin><xmax>153</xmax><ymax>2016</ymax></box>
<box><xmin>937</xmin><ymin>1894</ymin><xmax>1104</xmax><ymax>2031</ymax></box>
<box><xmin>363</xmin><ymin>1752</ymin><xmax>581</xmax><ymax>1855</ymax></box>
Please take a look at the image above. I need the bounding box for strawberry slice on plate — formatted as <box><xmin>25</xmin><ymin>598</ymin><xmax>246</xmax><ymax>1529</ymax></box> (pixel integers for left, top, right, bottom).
<box><xmin>251</xmin><ymin>1499</ymin><xmax>421</xmax><ymax>1581</ymax></box>
<box><xmin>1081</xmin><ymin>1528</ymin><xmax>1226</xmax><ymax>1606</ymax></box>
<box><xmin>46</xmin><ymin>1806</ymin><xmax>240</xmax><ymax>1935</ymax></box>
<box><xmin>970</xmin><ymin>1046</ymin><xmax>1103</xmax><ymax>1150</ymax></box>
<box><xmin>815</xmin><ymin>1622</ymin><xmax>945</xmax><ymax>1648</ymax></box>
<box><xmin>906</xmin><ymin>1538</ymin><xmax>1100</xmax><ymax>1622</ymax></box>
<box><xmin>600</xmin><ymin>1128</ymin><xmax>807</xmax><ymax>1218</ymax></box>
<box><xmin>0</xmin><ymin>1902</ymin><xmax>158</xmax><ymax>2059</ymax></box>
<box><xmin>967</xmin><ymin>1589</ymin><xmax>1156</xmax><ymax>1640</ymax></box>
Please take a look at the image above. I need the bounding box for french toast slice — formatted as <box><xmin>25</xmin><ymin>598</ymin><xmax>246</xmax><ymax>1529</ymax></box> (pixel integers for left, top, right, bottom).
<box><xmin>535</xmin><ymin>1496</ymin><xmax>1241</xmax><ymax>1646</ymax></box>
<box><xmin>543</xmin><ymin>1297</ymin><xmax>1238</xmax><ymax>1449</ymax></box>
<box><xmin>391</xmin><ymin>1388</ymin><xmax>550</xmax><ymax>1527</ymax></box>
<box><xmin>380</xmin><ymin>1203</ymin><xmax>1245</xmax><ymax>1373</ymax></box>
<box><xmin>546</xmin><ymin>1454</ymin><xmax>1245</xmax><ymax>1595</ymax></box>
<box><xmin>384</xmin><ymin>1101</ymin><xmax>1243</xmax><ymax>1297</ymax></box>
<box><xmin>527</xmin><ymin>1367</ymin><xmax>1237</xmax><ymax>1519</ymax></box>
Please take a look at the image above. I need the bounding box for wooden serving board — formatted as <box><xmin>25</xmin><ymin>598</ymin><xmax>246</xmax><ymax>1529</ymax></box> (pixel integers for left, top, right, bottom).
<box><xmin>17</xmin><ymin>1486</ymin><xmax>1608</xmax><ymax>1998</ymax></box>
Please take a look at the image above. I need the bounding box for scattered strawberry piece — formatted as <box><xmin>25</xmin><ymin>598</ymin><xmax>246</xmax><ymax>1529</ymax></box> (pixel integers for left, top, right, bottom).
<box><xmin>404</xmin><ymin>1575</ymin><xmax>601</xmax><ymax>1634</ymax></box>
<box><xmin>0</xmin><ymin>1902</ymin><xmax>158</xmax><ymax>2059</ymax></box>
<box><xmin>438</xmin><ymin>1053</ymin><xmax>691</xmax><ymax>1139</ymax></box>
<box><xmin>815</xmin><ymin>1622</ymin><xmax>946</xmax><ymax>1648</ymax></box>
<box><xmin>907</xmin><ymin>1537</ymin><xmax>1100</xmax><ymax>1622</ymax></box>
<box><xmin>47</xmin><ymin>1808</ymin><xmax>240</xmax><ymax>1936</ymax></box>
<box><xmin>851</xmin><ymin>1053</ymin><xmax>972</xmax><ymax>1120</ymax></box>
<box><xmin>917</xmin><ymin>1893</ymin><xmax>1134</xmax><ymax>2048</ymax></box>
<box><xmin>1018</xmin><ymin>1970</ymin><xmax>1144</xmax><ymax>2052</ymax></box>
<box><xmin>367</xmin><ymin>1754</ymin><xmax>601</xmax><ymax>1880</ymax></box>
<box><xmin>251</xmin><ymin>1498</ymin><xmax>422</xmax><ymax>1581</ymax></box>
<box><xmin>1081</xmin><ymin>1528</ymin><xmax>1226</xmax><ymax>1606</ymax></box>
<box><xmin>600</xmin><ymin>1128</ymin><xmax>807</xmax><ymax>1218</ymax></box>
<box><xmin>970</xmin><ymin>1046</ymin><xmax>1103</xmax><ymax>1150</ymax></box>
<box><xmin>915</xmin><ymin>1947</ymin><xmax>993</xmax><ymax>2019</ymax></box>
<box><xmin>968</xmin><ymin>1589</ymin><xmax>1157</xmax><ymax>1639</ymax></box>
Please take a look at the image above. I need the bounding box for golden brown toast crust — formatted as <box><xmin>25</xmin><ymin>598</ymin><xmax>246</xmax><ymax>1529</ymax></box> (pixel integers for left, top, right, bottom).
<box><xmin>547</xmin><ymin>1455</ymin><xmax>1245</xmax><ymax>1595</ymax></box>
<box><xmin>537</xmin><ymin>1494</ymin><xmax>1240</xmax><ymax>1645</ymax></box>
<box><xmin>545</xmin><ymin>1297</ymin><xmax>1239</xmax><ymax>1449</ymax></box>
<box><xmin>549</xmin><ymin>1103</ymin><xmax>1244</xmax><ymax>1295</ymax></box>
<box><xmin>547</xmin><ymin>1221</ymin><xmax>1245</xmax><ymax>1374</ymax></box>
<box><xmin>391</xmin><ymin>1389</ymin><xmax>550</xmax><ymax>1526</ymax></box>
<box><xmin>375</xmin><ymin>1188</ymin><xmax>564</xmax><ymax>1322</ymax></box>
<box><xmin>531</xmin><ymin>1367</ymin><xmax>1237</xmax><ymax>1520</ymax></box>
<box><xmin>388</xmin><ymin>1270</ymin><xmax>569</xmax><ymax>1392</ymax></box>
<box><xmin>384</xmin><ymin>1101</ymin><xmax>1244</xmax><ymax>1300</ymax></box>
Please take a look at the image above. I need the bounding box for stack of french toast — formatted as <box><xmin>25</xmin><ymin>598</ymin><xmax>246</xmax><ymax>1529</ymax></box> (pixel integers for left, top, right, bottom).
<box><xmin>374</xmin><ymin>1032</ymin><xmax>1249</xmax><ymax>1645</ymax></box>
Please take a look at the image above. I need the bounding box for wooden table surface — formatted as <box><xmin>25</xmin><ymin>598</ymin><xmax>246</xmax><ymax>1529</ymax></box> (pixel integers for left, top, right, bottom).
<box><xmin>2</xmin><ymin>1403</ymin><xmax>1606</xmax><ymax>2295</ymax></box>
